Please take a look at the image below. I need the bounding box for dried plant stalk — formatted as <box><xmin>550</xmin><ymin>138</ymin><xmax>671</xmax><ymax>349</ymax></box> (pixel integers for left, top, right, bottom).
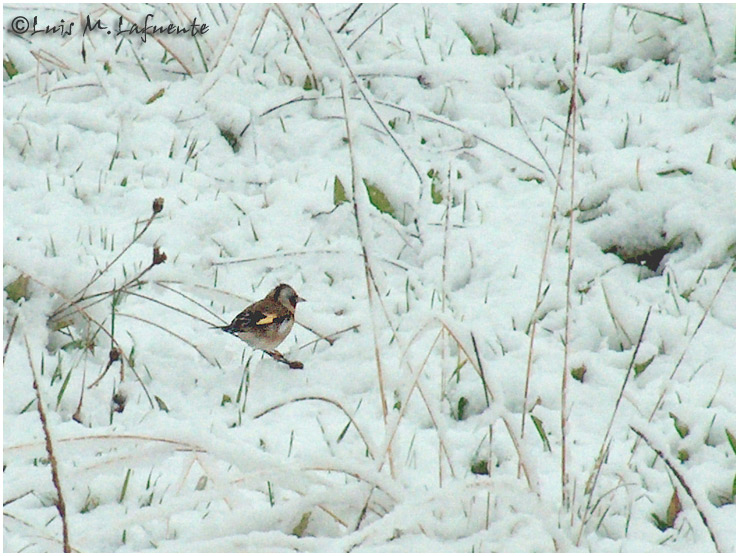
<box><xmin>24</xmin><ymin>336</ymin><xmax>71</xmax><ymax>552</ymax></box>
<box><xmin>630</xmin><ymin>426</ymin><xmax>722</xmax><ymax>552</ymax></box>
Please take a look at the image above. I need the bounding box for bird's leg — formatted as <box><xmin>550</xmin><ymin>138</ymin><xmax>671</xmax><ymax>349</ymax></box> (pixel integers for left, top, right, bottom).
<box><xmin>265</xmin><ymin>350</ymin><xmax>304</xmax><ymax>369</ymax></box>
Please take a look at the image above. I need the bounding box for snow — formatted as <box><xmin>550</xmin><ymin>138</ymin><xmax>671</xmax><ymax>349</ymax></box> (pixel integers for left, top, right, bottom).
<box><xmin>3</xmin><ymin>3</ymin><xmax>735</xmax><ymax>552</ymax></box>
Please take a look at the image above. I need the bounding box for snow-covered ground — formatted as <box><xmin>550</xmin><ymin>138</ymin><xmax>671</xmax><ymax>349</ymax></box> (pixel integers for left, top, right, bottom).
<box><xmin>3</xmin><ymin>3</ymin><xmax>735</xmax><ymax>552</ymax></box>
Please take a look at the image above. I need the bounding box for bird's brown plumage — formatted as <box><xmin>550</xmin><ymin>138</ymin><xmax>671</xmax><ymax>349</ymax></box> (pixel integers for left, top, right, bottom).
<box><xmin>216</xmin><ymin>284</ymin><xmax>305</xmax><ymax>360</ymax></box>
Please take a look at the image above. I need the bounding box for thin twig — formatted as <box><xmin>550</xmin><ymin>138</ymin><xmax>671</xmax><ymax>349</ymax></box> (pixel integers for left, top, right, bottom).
<box><xmin>235</xmin><ymin>93</ymin><xmax>544</xmax><ymax>175</ymax></box>
<box><xmin>250</xmin><ymin>7</ymin><xmax>270</xmax><ymax>54</ymax></box>
<box><xmin>698</xmin><ymin>5</ymin><xmax>716</xmax><ymax>56</ymax></box>
<box><xmin>87</xmin><ymin>347</ymin><xmax>122</xmax><ymax>391</ymax></box>
<box><xmin>442</xmin><ymin>165</ymin><xmax>452</xmax><ymax>311</ymax></box>
<box><xmin>384</xmin><ymin>329</ymin><xmax>456</xmax><ymax>475</ymax></box>
<box><xmin>298</xmin><ymin>323</ymin><xmax>359</xmax><ymax>349</ymax></box>
<box><xmin>629</xmin><ymin>261</ymin><xmax>735</xmax><ymax>459</ymax></box>
<box><xmin>116</xmin><ymin>312</ymin><xmax>214</xmax><ymax>364</ymax></box>
<box><xmin>315</xmin><ymin>5</ymin><xmax>423</xmax><ymax>187</ymax></box>
<box><xmin>52</xmin><ymin>199</ymin><xmax>163</xmax><ymax>319</ymax></box>
<box><xmin>24</xmin><ymin>335</ymin><xmax>70</xmax><ymax>552</ymax></box>
<box><xmin>273</xmin><ymin>4</ymin><xmax>320</xmax><ymax>90</ymax></box>
<box><xmin>118</xmin><ymin>291</ymin><xmax>217</xmax><ymax>326</ymax></box>
<box><xmin>15</xmin><ymin>271</ymin><xmax>154</xmax><ymax>408</ymax></box>
<box><xmin>618</xmin><ymin>4</ymin><xmax>686</xmax><ymax>25</ymax></box>
<box><xmin>439</xmin><ymin>163</ymin><xmax>453</xmax><ymax>487</ymax></box>
<box><xmin>52</xmin><ymin>258</ymin><xmax>160</xmax><ymax>322</ymax></box>
<box><xmin>240</xmin><ymin>94</ymin><xmax>314</xmax><ymax>136</ymax></box>
<box><xmin>214</xmin><ymin>248</ymin><xmax>410</xmax><ymax>271</ymax></box>
<box><xmin>304</xmin><ymin>464</ymin><xmax>397</xmax><ymax>504</ymax></box>
<box><xmin>3</xmin><ymin>511</ymin><xmax>76</xmax><ymax>552</ymax></box>
<box><xmin>600</xmin><ymin>309</ymin><xmax>651</xmax><ymax>458</ymax></box>
<box><xmin>170</xmin><ymin>4</ymin><xmax>210</xmax><ymax>71</ymax></box>
<box><xmin>214</xmin><ymin>248</ymin><xmax>345</xmax><ymax>265</ymax></box>
<box><xmin>254</xmin><ymin>395</ymin><xmax>376</xmax><ymax>458</ymax></box>
<box><xmin>575</xmin><ymin>307</ymin><xmax>651</xmax><ymax>545</ymax></box>
<box><xmin>373</xmin><ymin>99</ymin><xmax>544</xmax><ymax>175</ymax></box>
<box><xmin>52</xmin><ymin>255</ymin><xmax>168</xmax><ymax>322</ymax></box>
<box><xmin>3</xmin><ymin>490</ymin><xmax>34</xmax><ymax>507</ymax></box>
<box><xmin>4</xmin><ymin>314</ymin><xmax>19</xmax><ymax>362</ymax></box>
<box><xmin>154</xmin><ymin>281</ymin><xmax>225</xmax><ymax>322</ymax></box>
<box><xmin>502</xmin><ymin>88</ymin><xmax>557</xmax><ymax>180</ymax></box>
<box><xmin>211</xmin><ymin>3</ymin><xmax>244</xmax><ymax>70</ymax></box>
<box><xmin>102</xmin><ymin>4</ymin><xmax>193</xmax><ymax>75</ymax></box>
<box><xmin>339</xmin><ymin>77</ymin><xmax>402</xmax><ymax>527</ymax></box>
<box><xmin>601</xmin><ymin>282</ymin><xmax>635</xmax><ymax>347</ymax></box>
<box><xmin>439</xmin><ymin>319</ymin><xmax>538</xmax><ymax>494</ymax></box>
<box><xmin>520</xmin><ymin>29</ymin><xmax>577</xmax><ymax>444</ymax></box>
<box><xmin>336</xmin><ymin>4</ymin><xmax>362</xmax><ymax>33</ymax></box>
<box><xmin>6</xmin><ymin>433</ymin><xmax>204</xmax><ymax>453</ymax></box>
<box><xmin>339</xmin><ymin>79</ymin><xmax>394</xmax><ymax>479</ymax></box>
<box><xmin>630</xmin><ymin>426</ymin><xmax>722</xmax><ymax>551</ymax></box>
<box><xmin>347</xmin><ymin>3</ymin><xmax>398</xmax><ymax>50</ymax></box>
<box><xmin>561</xmin><ymin>3</ymin><xmax>583</xmax><ymax>509</ymax></box>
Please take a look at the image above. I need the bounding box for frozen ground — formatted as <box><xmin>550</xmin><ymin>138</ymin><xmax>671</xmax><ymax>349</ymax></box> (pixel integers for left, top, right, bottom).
<box><xmin>3</xmin><ymin>3</ymin><xmax>736</xmax><ymax>552</ymax></box>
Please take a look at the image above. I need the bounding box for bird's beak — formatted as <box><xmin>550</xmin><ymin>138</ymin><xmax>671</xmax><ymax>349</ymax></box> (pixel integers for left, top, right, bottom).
<box><xmin>297</xmin><ymin>296</ymin><xmax>306</xmax><ymax>303</ymax></box>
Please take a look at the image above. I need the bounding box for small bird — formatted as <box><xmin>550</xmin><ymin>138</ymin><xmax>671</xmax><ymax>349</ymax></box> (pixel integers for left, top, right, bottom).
<box><xmin>215</xmin><ymin>283</ymin><xmax>306</xmax><ymax>368</ymax></box>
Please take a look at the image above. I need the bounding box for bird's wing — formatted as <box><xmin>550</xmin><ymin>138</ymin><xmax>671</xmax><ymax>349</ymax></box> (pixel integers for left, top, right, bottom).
<box><xmin>228</xmin><ymin>308</ymin><xmax>264</xmax><ymax>329</ymax></box>
<box><xmin>221</xmin><ymin>307</ymin><xmax>286</xmax><ymax>334</ymax></box>
<box><xmin>255</xmin><ymin>313</ymin><xmax>278</xmax><ymax>325</ymax></box>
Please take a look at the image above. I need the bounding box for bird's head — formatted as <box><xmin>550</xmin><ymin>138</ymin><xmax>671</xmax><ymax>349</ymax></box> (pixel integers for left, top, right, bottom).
<box><xmin>272</xmin><ymin>283</ymin><xmax>305</xmax><ymax>311</ymax></box>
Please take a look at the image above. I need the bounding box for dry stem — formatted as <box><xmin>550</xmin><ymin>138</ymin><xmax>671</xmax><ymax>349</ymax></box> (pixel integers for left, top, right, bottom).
<box><xmin>630</xmin><ymin>426</ymin><xmax>722</xmax><ymax>551</ymax></box>
<box><xmin>340</xmin><ymin>79</ymin><xmax>393</xmax><ymax>475</ymax></box>
<box><xmin>502</xmin><ymin>88</ymin><xmax>558</xmax><ymax>180</ymax></box>
<box><xmin>254</xmin><ymin>395</ymin><xmax>376</xmax><ymax>459</ymax></box>
<box><xmin>235</xmin><ymin>93</ymin><xmax>543</xmax><ymax>175</ymax></box>
<box><xmin>347</xmin><ymin>3</ymin><xmax>398</xmax><ymax>50</ymax></box>
<box><xmin>314</xmin><ymin>5</ymin><xmax>423</xmax><ymax>186</ymax></box>
<box><xmin>4</xmin><ymin>314</ymin><xmax>19</xmax><ymax>362</ymax></box>
<box><xmin>336</xmin><ymin>4</ymin><xmax>363</xmax><ymax>34</ymax></box>
<box><xmin>575</xmin><ymin>307</ymin><xmax>651</xmax><ymax>544</ymax></box>
<box><xmin>116</xmin><ymin>312</ymin><xmax>213</xmax><ymax>363</ymax></box>
<box><xmin>561</xmin><ymin>3</ymin><xmax>584</xmax><ymax>509</ymax></box>
<box><xmin>629</xmin><ymin>261</ymin><xmax>735</xmax><ymax>461</ymax></box>
<box><xmin>51</xmin><ymin>199</ymin><xmax>164</xmax><ymax>321</ymax></box>
<box><xmin>24</xmin><ymin>335</ymin><xmax>70</xmax><ymax>552</ymax></box>
<box><xmin>14</xmin><ymin>270</ymin><xmax>154</xmax><ymax>408</ymax></box>
<box><xmin>519</xmin><ymin>2</ymin><xmax>580</xmax><ymax>453</ymax></box>
<box><xmin>102</xmin><ymin>4</ymin><xmax>193</xmax><ymax>75</ymax></box>
<box><xmin>439</xmin><ymin>319</ymin><xmax>538</xmax><ymax>494</ymax></box>
<box><xmin>273</xmin><ymin>4</ymin><xmax>320</xmax><ymax>90</ymax></box>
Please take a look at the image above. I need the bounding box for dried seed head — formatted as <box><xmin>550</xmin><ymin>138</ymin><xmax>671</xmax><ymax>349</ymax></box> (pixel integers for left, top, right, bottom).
<box><xmin>109</xmin><ymin>347</ymin><xmax>121</xmax><ymax>363</ymax></box>
<box><xmin>152</xmin><ymin>246</ymin><xmax>167</xmax><ymax>266</ymax></box>
<box><xmin>112</xmin><ymin>391</ymin><xmax>127</xmax><ymax>413</ymax></box>
<box><xmin>152</xmin><ymin>197</ymin><xmax>164</xmax><ymax>214</ymax></box>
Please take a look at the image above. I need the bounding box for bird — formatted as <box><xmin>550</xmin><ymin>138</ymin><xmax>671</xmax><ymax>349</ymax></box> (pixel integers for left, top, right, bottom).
<box><xmin>214</xmin><ymin>283</ymin><xmax>306</xmax><ymax>368</ymax></box>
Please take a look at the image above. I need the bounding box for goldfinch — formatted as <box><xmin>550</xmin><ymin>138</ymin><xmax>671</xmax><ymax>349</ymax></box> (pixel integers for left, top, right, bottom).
<box><xmin>215</xmin><ymin>283</ymin><xmax>305</xmax><ymax>368</ymax></box>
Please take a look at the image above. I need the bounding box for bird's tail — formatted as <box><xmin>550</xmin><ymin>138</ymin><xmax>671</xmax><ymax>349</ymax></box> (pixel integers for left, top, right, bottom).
<box><xmin>212</xmin><ymin>324</ymin><xmax>237</xmax><ymax>334</ymax></box>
